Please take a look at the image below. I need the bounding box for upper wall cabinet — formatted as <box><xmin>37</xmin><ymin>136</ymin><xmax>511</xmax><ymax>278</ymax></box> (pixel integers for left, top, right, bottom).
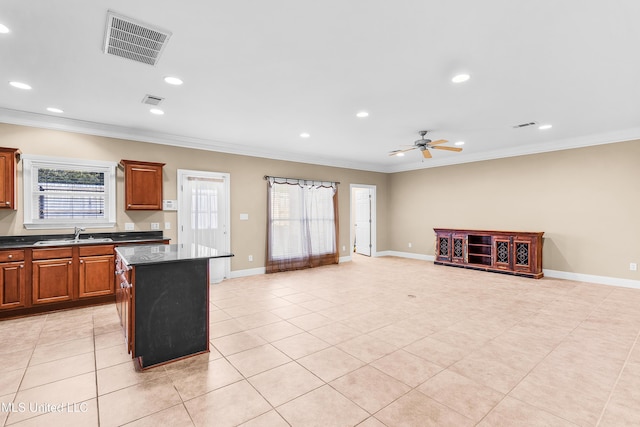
<box><xmin>120</xmin><ymin>160</ymin><xmax>165</xmax><ymax>210</ymax></box>
<box><xmin>0</xmin><ymin>147</ymin><xmax>21</xmax><ymax>210</ymax></box>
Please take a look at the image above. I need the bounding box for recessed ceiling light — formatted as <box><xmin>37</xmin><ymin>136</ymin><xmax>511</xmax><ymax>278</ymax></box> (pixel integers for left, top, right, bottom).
<box><xmin>0</xmin><ymin>24</ymin><xmax>9</xmax><ymax>34</ymax></box>
<box><xmin>150</xmin><ymin>108</ymin><xmax>164</xmax><ymax>115</ymax></box>
<box><xmin>164</xmin><ymin>76</ymin><xmax>183</xmax><ymax>86</ymax></box>
<box><xmin>356</xmin><ymin>111</ymin><xmax>369</xmax><ymax>118</ymax></box>
<box><xmin>300</xmin><ymin>132</ymin><xmax>310</xmax><ymax>138</ymax></box>
<box><xmin>452</xmin><ymin>74</ymin><xmax>470</xmax><ymax>83</ymax></box>
<box><xmin>454</xmin><ymin>141</ymin><xmax>465</xmax><ymax>146</ymax></box>
<box><xmin>9</xmin><ymin>81</ymin><xmax>31</xmax><ymax>90</ymax></box>
<box><xmin>538</xmin><ymin>124</ymin><xmax>552</xmax><ymax>130</ymax></box>
<box><xmin>46</xmin><ymin>107</ymin><xmax>64</xmax><ymax>114</ymax></box>
<box><xmin>396</xmin><ymin>152</ymin><xmax>405</xmax><ymax>157</ymax></box>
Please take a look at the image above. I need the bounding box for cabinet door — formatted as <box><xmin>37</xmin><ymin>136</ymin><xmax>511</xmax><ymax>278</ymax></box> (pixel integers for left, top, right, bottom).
<box><xmin>79</xmin><ymin>255</ymin><xmax>115</xmax><ymax>298</ymax></box>
<box><xmin>435</xmin><ymin>233</ymin><xmax>452</xmax><ymax>261</ymax></box>
<box><xmin>513</xmin><ymin>237</ymin><xmax>533</xmax><ymax>273</ymax></box>
<box><xmin>32</xmin><ymin>258</ymin><xmax>73</xmax><ymax>304</ymax></box>
<box><xmin>0</xmin><ymin>262</ymin><xmax>26</xmax><ymax>309</ymax></box>
<box><xmin>121</xmin><ymin>160</ymin><xmax>164</xmax><ymax>210</ymax></box>
<box><xmin>451</xmin><ymin>234</ymin><xmax>466</xmax><ymax>264</ymax></box>
<box><xmin>0</xmin><ymin>149</ymin><xmax>20</xmax><ymax>210</ymax></box>
<box><xmin>493</xmin><ymin>236</ymin><xmax>511</xmax><ymax>271</ymax></box>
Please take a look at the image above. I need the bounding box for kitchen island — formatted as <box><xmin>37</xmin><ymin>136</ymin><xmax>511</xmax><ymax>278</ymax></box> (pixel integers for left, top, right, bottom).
<box><xmin>115</xmin><ymin>244</ymin><xmax>233</xmax><ymax>369</ymax></box>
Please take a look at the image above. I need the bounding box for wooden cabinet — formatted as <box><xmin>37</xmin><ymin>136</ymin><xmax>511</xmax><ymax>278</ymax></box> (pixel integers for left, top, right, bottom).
<box><xmin>0</xmin><ymin>250</ymin><xmax>26</xmax><ymax>309</ymax></box>
<box><xmin>434</xmin><ymin>229</ymin><xmax>544</xmax><ymax>279</ymax></box>
<box><xmin>114</xmin><ymin>252</ymin><xmax>132</xmax><ymax>353</ymax></box>
<box><xmin>0</xmin><ymin>147</ymin><xmax>21</xmax><ymax>210</ymax></box>
<box><xmin>120</xmin><ymin>160</ymin><xmax>165</xmax><ymax>210</ymax></box>
<box><xmin>32</xmin><ymin>248</ymin><xmax>74</xmax><ymax>304</ymax></box>
<box><xmin>79</xmin><ymin>245</ymin><xmax>115</xmax><ymax>299</ymax></box>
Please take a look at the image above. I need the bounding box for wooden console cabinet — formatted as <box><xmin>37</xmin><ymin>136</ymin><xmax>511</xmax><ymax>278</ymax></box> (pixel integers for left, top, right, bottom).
<box><xmin>434</xmin><ymin>228</ymin><xmax>544</xmax><ymax>279</ymax></box>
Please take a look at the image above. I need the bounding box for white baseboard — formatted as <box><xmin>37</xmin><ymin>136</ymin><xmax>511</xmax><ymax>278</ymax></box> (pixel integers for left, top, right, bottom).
<box><xmin>227</xmin><ymin>253</ymin><xmax>640</xmax><ymax>290</ymax></box>
<box><xmin>229</xmin><ymin>267</ymin><xmax>265</xmax><ymax>278</ymax></box>
<box><xmin>376</xmin><ymin>250</ymin><xmax>435</xmax><ymax>262</ymax></box>
<box><xmin>543</xmin><ymin>269</ymin><xmax>640</xmax><ymax>290</ymax></box>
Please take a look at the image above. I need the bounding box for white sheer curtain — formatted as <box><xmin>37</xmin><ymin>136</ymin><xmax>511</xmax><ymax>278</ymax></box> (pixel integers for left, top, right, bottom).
<box><xmin>266</xmin><ymin>177</ymin><xmax>339</xmax><ymax>273</ymax></box>
<box><xmin>182</xmin><ymin>176</ymin><xmax>224</xmax><ymax>256</ymax></box>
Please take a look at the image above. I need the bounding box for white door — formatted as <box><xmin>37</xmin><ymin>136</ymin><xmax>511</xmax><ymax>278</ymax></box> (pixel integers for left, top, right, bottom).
<box><xmin>354</xmin><ymin>188</ymin><xmax>372</xmax><ymax>256</ymax></box>
<box><xmin>177</xmin><ymin>170</ymin><xmax>230</xmax><ymax>283</ymax></box>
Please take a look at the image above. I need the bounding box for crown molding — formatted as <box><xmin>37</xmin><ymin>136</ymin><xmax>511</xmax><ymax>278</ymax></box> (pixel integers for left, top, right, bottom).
<box><xmin>2</xmin><ymin>107</ymin><xmax>638</xmax><ymax>174</ymax></box>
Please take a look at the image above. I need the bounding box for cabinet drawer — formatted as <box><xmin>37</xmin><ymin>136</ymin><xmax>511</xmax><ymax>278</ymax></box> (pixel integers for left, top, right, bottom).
<box><xmin>0</xmin><ymin>250</ymin><xmax>25</xmax><ymax>262</ymax></box>
<box><xmin>79</xmin><ymin>245</ymin><xmax>114</xmax><ymax>257</ymax></box>
<box><xmin>32</xmin><ymin>247</ymin><xmax>73</xmax><ymax>260</ymax></box>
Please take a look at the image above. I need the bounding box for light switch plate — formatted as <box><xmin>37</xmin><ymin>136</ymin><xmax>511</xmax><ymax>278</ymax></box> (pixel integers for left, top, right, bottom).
<box><xmin>240</xmin><ymin>213</ymin><xmax>249</xmax><ymax>220</ymax></box>
<box><xmin>125</xmin><ymin>222</ymin><xmax>134</xmax><ymax>231</ymax></box>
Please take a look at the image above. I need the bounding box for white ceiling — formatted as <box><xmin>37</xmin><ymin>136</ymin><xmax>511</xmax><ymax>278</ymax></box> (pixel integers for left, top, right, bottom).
<box><xmin>1</xmin><ymin>1</ymin><xmax>639</xmax><ymax>173</ymax></box>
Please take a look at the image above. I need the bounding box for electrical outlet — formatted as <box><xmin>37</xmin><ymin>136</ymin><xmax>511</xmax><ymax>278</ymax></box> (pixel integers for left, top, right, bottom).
<box><xmin>125</xmin><ymin>222</ymin><xmax>134</xmax><ymax>231</ymax></box>
<box><xmin>248</xmin><ymin>255</ymin><xmax>253</xmax><ymax>262</ymax></box>
<box><xmin>342</xmin><ymin>245</ymin><xmax>346</xmax><ymax>251</ymax></box>
<box><xmin>164</xmin><ymin>222</ymin><xmax>171</xmax><ymax>230</ymax></box>
<box><xmin>631</xmin><ymin>263</ymin><xmax>638</xmax><ymax>271</ymax></box>
<box><xmin>408</xmin><ymin>242</ymin><xmax>412</xmax><ymax>248</ymax></box>
<box><xmin>151</xmin><ymin>222</ymin><xmax>159</xmax><ymax>230</ymax></box>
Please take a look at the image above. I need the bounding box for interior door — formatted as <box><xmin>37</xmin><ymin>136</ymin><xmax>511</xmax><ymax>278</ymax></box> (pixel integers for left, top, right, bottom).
<box><xmin>178</xmin><ymin>170</ymin><xmax>230</xmax><ymax>283</ymax></box>
<box><xmin>354</xmin><ymin>188</ymin><xmax>371</xmax><ymax>256</ymax></box>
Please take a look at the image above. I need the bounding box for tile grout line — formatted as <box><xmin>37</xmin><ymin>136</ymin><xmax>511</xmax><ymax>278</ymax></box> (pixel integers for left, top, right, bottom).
<box><xmin>594</xmin><ymin>325</ymin><xmax>640</xmax><ymax>426</ymax></box>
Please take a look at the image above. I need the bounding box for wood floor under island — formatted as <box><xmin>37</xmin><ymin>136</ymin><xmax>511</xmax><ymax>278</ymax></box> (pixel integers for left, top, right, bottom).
<box><xmin>115</xmin><ymin>244</ymin><xmax>233</xmax><ymax>369</ymax></box>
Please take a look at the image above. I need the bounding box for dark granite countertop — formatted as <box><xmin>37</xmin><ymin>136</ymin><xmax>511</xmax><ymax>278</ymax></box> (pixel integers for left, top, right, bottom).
<box><xmin>115</xmin><ymin>244</ymin><xmax>233</xmax><ymax>266</ymax></box>
<box><xmin>0</xmin><ymin>231</ymin><xmax>168</xmax><ymax>249</ymax></box>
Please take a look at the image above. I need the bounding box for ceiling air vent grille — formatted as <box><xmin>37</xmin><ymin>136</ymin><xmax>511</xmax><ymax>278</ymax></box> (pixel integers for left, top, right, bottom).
<box><xmin>103</xmin><ymin>11</ymin><xmax>172</xmax><ymax>66</ymax></box>
<box><xmin>512</xmin><ymin>121</ymin><xmax>538</xmax><ymax>129</ymax></box>
<box><xmin>142</xmin><ymin>95</ymin><xmax>164</xmax><ymax>105</ymax></box>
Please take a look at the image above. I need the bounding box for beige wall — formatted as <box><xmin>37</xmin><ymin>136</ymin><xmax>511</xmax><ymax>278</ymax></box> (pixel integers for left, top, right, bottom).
<box><xmin>2</xmin><ymin>123</ymin><xmax>638</xmax><ymax>281</ymax></box>
<box><xmin>389</xmin><ymin>140</ymin><xmax>640</xmax><ymax>280</ymax></box>
<box><xmin>0</xmin><ymin>123</ymin><xmax>389</xmax><ymax>272</ymax></box>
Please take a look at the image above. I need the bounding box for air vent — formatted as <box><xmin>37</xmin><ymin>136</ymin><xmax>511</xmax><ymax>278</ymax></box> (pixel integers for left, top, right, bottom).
<box><xmin>142</xmin><ymin>94</ymin><xmax>164</xmax><ymax>106</ymax></box>
<box><xmin>512</xmin><ymin>121</ymin><xmax>538</xmax><ymax>129</ymax></box>
<box><xmin>103</xmin><ymin>11</ymin><xmax>172</xmax><ymax>66</ymax></box>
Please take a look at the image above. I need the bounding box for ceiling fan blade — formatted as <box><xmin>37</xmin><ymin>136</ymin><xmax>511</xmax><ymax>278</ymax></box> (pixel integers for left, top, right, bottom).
<box><xmin>431</xmin><ymin>146</ymin><xmax>463</xmax><ymax>152</ymax></box>
<box><xmin>422</xmin><ymin>149</ymin><xmax>432</xmax><ymax>159</ymax></box>
<box><xmin>389</xmin><ymin>147</ymin><xmax>417</xmax><ymax>156</ymax></box>
<box><xmin>428</xmin><ymin>139</ymin><xmax>448</xmax><ymax>146</ymax></box>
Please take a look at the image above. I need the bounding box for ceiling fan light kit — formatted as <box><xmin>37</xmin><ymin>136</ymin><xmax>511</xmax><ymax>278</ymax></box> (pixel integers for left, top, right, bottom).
<box><xmin>389</xmin><ymin>130</ymin><xmax>463</xmax><ymax>159</ymax></box>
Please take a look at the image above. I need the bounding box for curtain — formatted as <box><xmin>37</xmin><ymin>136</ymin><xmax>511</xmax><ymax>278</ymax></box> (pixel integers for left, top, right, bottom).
<box><xmin>266</xmin><ymin>177</ymin><xmax>339</xmax><ymax>273</ymax></box>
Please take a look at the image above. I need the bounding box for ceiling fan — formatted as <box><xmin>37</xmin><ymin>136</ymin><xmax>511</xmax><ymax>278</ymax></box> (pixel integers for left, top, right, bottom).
<box><xmin>389</xmin><ymin>130</ymin><xmax>463</xmax><ymax>159</ymax></box>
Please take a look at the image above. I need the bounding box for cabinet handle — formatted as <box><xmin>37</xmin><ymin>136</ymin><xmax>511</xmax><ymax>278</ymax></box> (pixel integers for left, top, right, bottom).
<box><xmin>4</xmin><ymin>201</ymin><xmax>9</xmax><ymax>205</ymax></box>
<box><xmin>127</xmin><ymin>204</ymin><xmax>131</xmax><ymax>208</ymax></box>
<box><xmin>7</xmin><ymin>254</ymin><xmax>12</xmax><ymax>259</ymax></box>
<box><xmin>80</xmin><ymin>260</ymin><xmax>84</xmax><ymax>264</ymax></box>
<box><xmin>68</xmin><ymin>261</ymin><xmax>72</xmax><ymax>264</ymax></box>
<box><xmin>19</xmin><ymin>264</ymin><xmax>24</xmax><ymax>268</ymax></box>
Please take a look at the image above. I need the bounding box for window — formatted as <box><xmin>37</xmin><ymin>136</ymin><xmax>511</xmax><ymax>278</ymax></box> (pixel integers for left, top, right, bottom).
<box><xmin>23</xmin><ymin>156</ymin><xmax>117</xmax><ymax>229</ymax></box>
<box><xmin>266</xmin><ymin>177</ymin><xmax>339</xmax><ymax>273</ymax></box>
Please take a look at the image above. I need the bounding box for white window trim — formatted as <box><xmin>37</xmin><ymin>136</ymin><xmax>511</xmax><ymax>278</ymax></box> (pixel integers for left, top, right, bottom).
<box><xmin>22</xmin><ymin>155</ymin><xmax>117</xmax><ymax>230</ymax></box>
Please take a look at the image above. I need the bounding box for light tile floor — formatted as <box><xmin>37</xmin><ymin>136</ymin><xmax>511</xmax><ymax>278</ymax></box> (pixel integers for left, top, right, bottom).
<box><xmin>1</xmin><ymin>255</ymin><xmax>640</xmax><ymax>426</ymax></box>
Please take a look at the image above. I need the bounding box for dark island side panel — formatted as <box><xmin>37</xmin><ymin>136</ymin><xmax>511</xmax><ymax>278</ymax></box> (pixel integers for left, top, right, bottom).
<box><xmin>134</xmin><ymin>258</ymin><xmax>209</xmax><ymax>368</ymax></box>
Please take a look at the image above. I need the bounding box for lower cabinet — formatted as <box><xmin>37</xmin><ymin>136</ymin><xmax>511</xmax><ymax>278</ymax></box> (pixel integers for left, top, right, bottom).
<box><xmin>0</xmin><ymin>239</ymin><xmax>167</xmax><ymax>318</ymax></box>
<box><xmin>32</xmin><ymin>248</ymin><xmax>74</xmax><ymax>305</ymax></box>
<box><xmin>434</xmin><ymin>228</ymin><xmax>544</xmax><ymax>279</ymax></box>
<box><xmin>79</xmin><ymin>245</ymin><xmax>115</xmax><ymax>299</ymax></box>
<box><xmin>0</xmin><ymin>250</ymin><xmax>26</xmax><ymax>309</ymax></box>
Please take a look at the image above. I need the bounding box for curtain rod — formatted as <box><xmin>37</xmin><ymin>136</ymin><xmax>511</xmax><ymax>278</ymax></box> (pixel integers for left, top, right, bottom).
<box><xmin>263</xmin><ymin>175</ymin><xmax>340</xmax><ymax>185</ymax></box>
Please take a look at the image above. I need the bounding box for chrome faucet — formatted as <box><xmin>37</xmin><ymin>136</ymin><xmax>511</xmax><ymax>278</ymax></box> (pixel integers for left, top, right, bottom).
<box><xmin>74</xmin><ymin>226</ymin><xmax>85</xmax><ymax>240</ymax></box>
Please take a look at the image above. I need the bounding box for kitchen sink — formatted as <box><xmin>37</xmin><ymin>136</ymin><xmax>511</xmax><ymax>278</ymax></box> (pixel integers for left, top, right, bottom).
<box><xmin>33</xmin><ymin>237</ymin><xmax>114</xmax><ymax>246</ymax></box>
